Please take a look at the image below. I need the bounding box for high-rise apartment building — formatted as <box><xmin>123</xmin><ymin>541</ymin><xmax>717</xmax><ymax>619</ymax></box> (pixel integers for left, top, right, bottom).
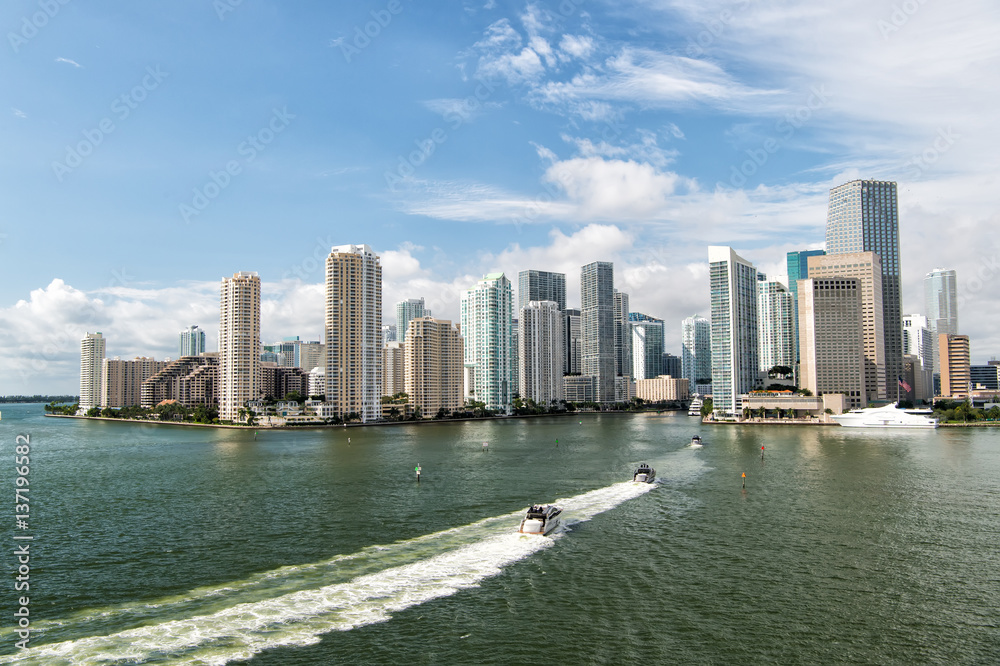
<box><xmin>564</xmin><ymin>308</ymin><xmax>581</xmax><ymax>375</ymax></box>
<box><xmin>325</xmin><ymin>245</ymin><xmax>382</xmax><ymax>422</ymax></box>
<box><xmin>757</xmin><ymin>277</ymin><xmax>795</xmax><ymax>373</ymax></box>
<box><xmin>382</xmin><ymin>324</ymin><xmax>397</xmax><ymax>345</ymax></box>
<box><xmin>581</xmin><ymin>261</ymin><xmax>615</xmax><ymax>403</ymax></box>
<box><xmin>708</xmin><ymin>247</ymin><xmax>759</xmax><ymax>417</ymax></box>
<box><xmin>395</xmin><ymin>298</ymin><xmax>430</xmax><ymax>343</ymax></box>
<box><xmin>807</xmin><ymin>252</ymin><xmax>885</xmax><ymax>402</ymax></box>
<box><xmin>826</xmin><ymin>179</ymin><xmax>902</xmax><ymax>399</ymax></box>
<box><xmin>102</xmin><ymin>357</ymin><xmax>168</xmax><ymax>408</ymax></box>
<box><xmin>80</xmin><ymin>332</ymin><xmax>106</xmax><ymax>411</ymax></box>
<box><xmin>938</xmin><ymin>334</ymin><xmax>970</xmax><ymax>398</ymax></box>
<box><xmin>681</xmin><ymin>315</ymin><xmax>711</xmax><ymax>392</ymax></box>
<box><xmin>219</xmin><ymin>272</ymin><xmax>261</xmax><ymax>422</ymax></box>
<box><xmin>179</xmin><ymin>325</ymin><xmax>207</xmax><ymax>357</ymax></box>
<box><xmin>298</xmin><ymin>341</ymin><xmax>325</xmax><ymax>372</ymax></box>
<box><xmin>510</xmin><ymin>318</ymin><xmax>519</xmax><ymax>399</ymax></box>
<box><xmin>382</xmin><ymin>341</ymin><xmax>405</xmax><ymax>397</ymax></box>
<box><xmin>786</xmin><ymin>250</ymin><xmax>825</xmax><ymax>363</ymax></box>
<box><xmin>405</xmin><ymin>317</ymin><xmax>464</xmax><ymax>417</ymax></box>
<box><xmin>798</xmin><ymin>277</ymin><xmax>865</xmax><ymax>409</ymax></box>
<box><xmin>924</xmin><ymin>268</ymin><xmax>958</xmax><ymax>373</ymax></box>
<box><xmin>631</xmin><ymin>320</ymin><xmax>664</xmax><ymax>380</ymax></box>
<box><xmin>519</xmin><ymin>301</ymin><xmax>564</xmax><ymax>406</ymax></box>
<box><xmin>902</xmin><ymin>313</ymin><xmax>935</xmax><ymax>402</ymax></box>
<box><xmin>613</xmin><ymin>290</ymin><xmax>632</xmax><ymax>380</ymax></box>
<box><xmin>518</xmin><ymin>270</ymin><xmax>566</xmax><ymax>312</ymax></box>
<box><xmin>461</xmin><ymin>273</ymin><xmax>513</xmax><ymax>411</ymax></box>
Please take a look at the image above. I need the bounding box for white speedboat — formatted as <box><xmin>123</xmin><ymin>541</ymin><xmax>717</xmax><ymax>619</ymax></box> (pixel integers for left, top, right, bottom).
<box><xmin>831</xmin><ymin>403</ymin><xmax>938</xmax><ymax>428</ymax></box>
<box><xmin>519</xmin><ymin>504</ymin><xmax>562</xmax><ymax>535</ymax></box>
<box><xmin>690</xmin><ymin>435</ymin><xmax>703</xmax><ymax>447</ymax></box>
<box><xmin>633</xmin><ymin>463</ymin><xmax>656</xmax><ymax>483</ymax></box>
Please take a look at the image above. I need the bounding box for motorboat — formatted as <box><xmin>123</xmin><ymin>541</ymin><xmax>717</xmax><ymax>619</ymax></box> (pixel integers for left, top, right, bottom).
<box><xmin>519</xmin><ymin>504</ymin><xmax>562</xmax><ymax>535</ymax></box>
<box><xmin>633</xmin><ymin>463</ymin><xmax>656</xmax><ymax>483</ymax></box>
<box><xmin>690</xmin><ymin>435</ymin><xmax>703</xmax><ymax>447</ymax></box>
<box><xmin>831</xmin><ymin>403</ymin><xmax>938</xmax><ymax>428</ymax></box>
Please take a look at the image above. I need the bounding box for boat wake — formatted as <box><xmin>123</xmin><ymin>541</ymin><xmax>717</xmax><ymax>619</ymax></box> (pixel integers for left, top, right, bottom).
<box><xmin>0</xmin><ymin>481</ymin><xmax>654</xmax><ymax>665</ymax></box>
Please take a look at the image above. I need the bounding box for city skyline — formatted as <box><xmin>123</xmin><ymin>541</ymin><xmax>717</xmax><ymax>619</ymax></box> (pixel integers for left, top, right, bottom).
<box><xmin>4</xmin><ymin>1</ymin><xmax>999</xmax><ymax>394</ymax></box>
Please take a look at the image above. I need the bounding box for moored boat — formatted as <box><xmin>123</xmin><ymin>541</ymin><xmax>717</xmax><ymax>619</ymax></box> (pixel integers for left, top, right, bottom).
<box><xmin>519</xmin><ymin>504</ymin><xmax>562</xmax><ymax>535</ymax></box>
<box><xmin>831</xmin><ymin>403</ymin><xmax>938</xmax><ymax>428</ymax></box>
<box><xmin>688</xmin><ymin>397</ymin><xmax>703</xmax><ymax>416</ymax></box>
<box><xmin>633</xmin><ymin>463</ymin><xmax>656</xmax><ymax>483</ymax></box>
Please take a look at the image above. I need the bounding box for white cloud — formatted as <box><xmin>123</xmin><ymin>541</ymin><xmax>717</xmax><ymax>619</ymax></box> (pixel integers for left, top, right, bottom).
<box><xmin>54</xmin><ymin>57</ymin><xmax>82</xmax><ymax>68</ymax></box>
<box><xmin>559</xmin><ymin>34</ymin><xmax>594</xmax><ymax>60</ymax></box>
<box><xmin>12</xmin><ymin>108</ymin><xmax>27</xmax><ymax>119</ymax></box>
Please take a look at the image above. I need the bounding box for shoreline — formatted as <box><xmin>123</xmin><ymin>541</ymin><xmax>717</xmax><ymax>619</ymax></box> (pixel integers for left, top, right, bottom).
<box><xmin>42</xmin><ymin>409</ymin><xmax>691</xmax><ymax>430</ymax></box>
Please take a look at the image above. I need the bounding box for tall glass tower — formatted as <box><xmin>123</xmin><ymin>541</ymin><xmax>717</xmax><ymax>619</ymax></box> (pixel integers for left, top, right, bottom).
<box><xmin>826</xmin><ymin>180</ymin><xmax>902</xmax><ymax>397</ymax></box>
<box><xmin>680</xmin><ymin>315</ymin><xmax>711</xmax><ymax>393</ymax></box>
<box><xmin>924</xmin><ymin>268</ymin><xmax>958</xmax><ymax>374</ymax></box>
<box><xmin>517</xmin><ymin>270</ymin><xmax>566</xmax><ymax>312</ymax></box>
<box><xmin>581</xmin><ymin>261</ymin><xmax>615</xmax><ymax>403</ymax></box>
<box><xmin>786</xmin><ymin>249</ymin><xmax>825</xmax><ymax>363</ymax></box>
<box><xmin>708</xmin><ymin>246</ymin><xmax>759</xmax><ymax>417</ymax></box>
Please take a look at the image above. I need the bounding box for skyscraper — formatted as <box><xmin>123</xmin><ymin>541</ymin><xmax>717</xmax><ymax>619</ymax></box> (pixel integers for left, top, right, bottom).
<box><xmin>405</xmin><ymin>317</ymin><xmax>463</xmax><ymax>417</ymax></box>
<box><xmin>395</xmin><ymin>298</ymin><xmax>430</xmax><ymax>343</ymax></box>
<box><xmin>826</xmin><ymin>179</ymin><xmax>902</xmax><ymax>399</ymax></box>
<box><xmin>79</xmin><ymin>332</ymin><xmax>106</xmax><ymax>411</ymax></box>
<box><xmin>219</xmin><ymin>272</ymin><xmax>261</xmax><ymax>422</ymax></box>
<box><xmin>179</xmin><ymin>325</ymin><xmax>206</xmax><ymax>357</ymax></box>
<box><xmin>563</xmin><ymin>308</ymin><xmax>581</xmax><ymax>375</ymax></box>
<box><xmin>613</xmin><ymin>290</ymin><xmax>632</xmax><ymax>380</ymax></box>
<box><xmin>924</xmin><ymin>268</ymin><xmax>958</xmax><ymax>373</ymax></box>
<box><xmin>461</xmin><ymin>273</ymin><xmax>513</xmax><ymax>411</ymax></box>
<box><xmin>581</xmin><ymin>261</ymin><xmax>615</xmax><ymax>403</ymax></box>
<box><xmin>708</xmin><ymin>247</ymin><xmax>759</xmax><ymax>417</ymax></box>
<box><xmin>939</xmin><ymin>334</ymin><xmax>970</xmax><ymax>398</ymax></box>
<box><xmin>382</xmin><ymin>324</ymin><xmax>397</xmax><ymax>345</ymax></box>
<box><xmin>756</xmin><ymin>277</ymin><xmax>795</xmax><ymax>373</ymax></box>
<box><xmin>902</xmin><ymin>313</ymin><xmax>935</xmax><ymax>401</ymax></box>
<box><xmin>382</xmin><ymin>341</ymin><xmax>405</xmax><ymax>397</ymax></box>
<box><xmin>681</xmin><ymin>315</ymin><xmax>711</xmax><ymax>393</ymax></box>
<box><xmin>808</xmin><ymin>252</ymin><xmax>885</xmax><ymax>402</ymax></box>
<box><xmin>326</xmin><ymin>244</ymin><xmax>382</xmax><ymax>422</ymax></box>
<box><xmin>631</xmin><ymin>319</ymin><xmax>664</xmax><ymax>380</ymax></box>
<box><xmin>102</xmin><ymin>357</ymin><xmax>168</xmax><ymax>408</ymax></box>
<box><xmin>519</xmin><ymin>301</ymin><xmax>564</xmax><ymax>406</ymax></box>
<box><xmin>798</xmin><ymin>277</ymin><xmax>865</xmax><ymax>409</ymax></box>
<box><xmin>518</xmin><ymin>270</ymin><xmax>566</xmax><ymax>312</ymax></box>
<box><xmin>785</xmin><ymin>249</ymin><xmax>825</xmax><ymax>363</ymax></box>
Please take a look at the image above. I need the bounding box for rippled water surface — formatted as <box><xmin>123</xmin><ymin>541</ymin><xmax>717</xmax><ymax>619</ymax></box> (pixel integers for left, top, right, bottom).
<box><xmin>1</xmin><ymin>405</ymin><xmax>998</xmax><ymax>664</ymax></box>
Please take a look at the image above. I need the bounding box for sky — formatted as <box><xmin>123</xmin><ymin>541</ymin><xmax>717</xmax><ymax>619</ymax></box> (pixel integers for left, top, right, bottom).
<box><xmin>2</xmin><ymin>0</ymin><xmax>999</xmax><ymax>394</ymax></box>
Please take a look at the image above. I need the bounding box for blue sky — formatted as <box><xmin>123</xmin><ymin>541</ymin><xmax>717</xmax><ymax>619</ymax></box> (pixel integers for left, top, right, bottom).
<box><xmin>2</xmin><ymin>0</ymin><xmax>999</xmax><ymax>393</ymax></box>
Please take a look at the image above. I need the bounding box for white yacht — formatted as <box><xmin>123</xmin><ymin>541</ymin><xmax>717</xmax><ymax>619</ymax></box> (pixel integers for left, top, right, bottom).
<box><xmin>688</xmin><ymin>397</ymin><xmax>703</xmax><ymax>416</ymax></box>
<box><xmin>519</xmin><ymin>504</ymin><xmax>562</xmax><ymax>535</ymax></box>
<box><xmin>831</xmin><ymin>403</ymin><xmax>938</xmax><ymax>428</ymax></box>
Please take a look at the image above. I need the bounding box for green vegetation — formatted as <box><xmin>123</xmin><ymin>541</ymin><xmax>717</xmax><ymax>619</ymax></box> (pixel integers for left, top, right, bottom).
<box><xmin>933</xmin><ymin>399</ymin><xmax>1000</xmax><ymax>423</ymax></box>
<box><xmin>71</xmin><ymin>402</ymin><xmax>220</xmax><ymax>424</ymax></box>
<box><xmin>44</xmin><ymin>401</ymin><xmax>79</xmax><ymax>415</ymax></box>
<box><xmin>5</xmin><ymin>395</ymin><xmax>79</xmax><ymax>404</ymax></box>
<box><xmin>700</xmin><ymin>398</ymin><xmax>713</xmax><ymax>417</ymax></box>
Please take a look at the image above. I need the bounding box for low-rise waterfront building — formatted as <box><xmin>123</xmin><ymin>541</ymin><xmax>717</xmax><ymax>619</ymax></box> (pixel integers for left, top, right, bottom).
<box><xmin>635</xmin><ymin>375</ymin><xmax>690</xmax><ymax>403</ymax></box>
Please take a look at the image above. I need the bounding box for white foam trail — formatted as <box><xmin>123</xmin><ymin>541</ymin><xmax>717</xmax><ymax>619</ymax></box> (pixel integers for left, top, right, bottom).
<box><xmin>2</xmin><ymin>482</ymin><xmax>653</xmax><ymax>665</ymax></box>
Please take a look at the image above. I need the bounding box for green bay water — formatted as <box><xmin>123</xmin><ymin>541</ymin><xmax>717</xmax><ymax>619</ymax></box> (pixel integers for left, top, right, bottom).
<box><xmin>1</xmin><ymin>403</ymin><xmax>998</xmax><ymax>664</ymax></box>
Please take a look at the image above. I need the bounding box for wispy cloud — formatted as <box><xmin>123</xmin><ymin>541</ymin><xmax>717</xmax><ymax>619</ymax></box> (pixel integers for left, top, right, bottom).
<box><xmin>11</xmin><ymin>108</ymin><xmax>27</xmax><ymax>119</ymax></box>
<box><xmin>54</xmin><ymin>57</ymin><xmax>82</xmax><ymax>68</ymax></box>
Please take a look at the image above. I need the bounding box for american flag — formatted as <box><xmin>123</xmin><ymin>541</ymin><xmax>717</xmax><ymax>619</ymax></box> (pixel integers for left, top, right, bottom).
<box><xmin>898</xmin><ymin>376</ymin><xmax>912</xmax><ymax>393</ymax></box>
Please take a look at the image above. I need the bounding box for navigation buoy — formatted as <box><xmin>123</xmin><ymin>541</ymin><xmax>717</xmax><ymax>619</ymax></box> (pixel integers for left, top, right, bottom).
<box><xmin>415</xmin><ymin>463</ymin><xmax>422</xmax><ymax>482</ymax></box>
<box><xmin>742</xmin><ymin>472</ymin><xmax>746</xmax><ymax>489</ymax></box>
<box><xmin>761</xmin><ymin>445</ymin><xmax>764</xmax><ymax>460</ymax></box>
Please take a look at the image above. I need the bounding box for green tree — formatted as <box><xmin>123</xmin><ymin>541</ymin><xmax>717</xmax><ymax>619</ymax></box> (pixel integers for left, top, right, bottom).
<box><xmin>700</xmin><ymin>398</ymin><xmax>713</xmax><ymax>417</ymax></box>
